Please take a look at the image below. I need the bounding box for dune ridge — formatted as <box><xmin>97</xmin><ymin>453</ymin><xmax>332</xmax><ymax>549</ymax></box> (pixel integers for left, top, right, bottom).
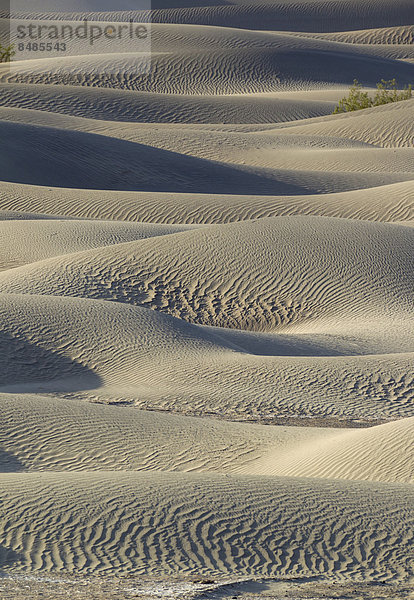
<box><xmin>0</xmin><ymin>218</ymin><xmax>411</xmax><ymax>327</ymax></box>
<box><xmin>1</xmin><ymin>180</ymin><xmax>413</xmax><ymax>224</ymax></box>
<box><xmin>0</xmin><ymin>293</ymin><xmax>413</xmax><ymax>423</ymax></box>
<box><xmin>1</xmin><ymin>392</ymin><xmax>412</xmax><ymax>484</ymax></box>
<box><xmin>255</xmin><ymin>418</ymin><xmax>414</xmax><ymax>483</ymax></box>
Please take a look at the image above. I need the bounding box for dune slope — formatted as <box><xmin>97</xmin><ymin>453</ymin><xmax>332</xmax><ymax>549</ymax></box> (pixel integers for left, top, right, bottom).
<box><xmin>1</xmin><ymin>472</ymin><xmax>412</xmax><ymax>579</ymax></box>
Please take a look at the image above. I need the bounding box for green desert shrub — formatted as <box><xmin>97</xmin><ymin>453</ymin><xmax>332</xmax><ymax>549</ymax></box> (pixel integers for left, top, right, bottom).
<box><xmin>0</xmin><ymin>43</ymin><xmax>15</xmax><ymax>62</ymax></box>
<box><xmin>333</xmin><ymin>78</ymin><xmax>412</xmax><ymax>113</ymax></box>
<box><xmin>373</xmin><ymin>78</ymin><xmax>412</xmax><ymax>105</ymax></box>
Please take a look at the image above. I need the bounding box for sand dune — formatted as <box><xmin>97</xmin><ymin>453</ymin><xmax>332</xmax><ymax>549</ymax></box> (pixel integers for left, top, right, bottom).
<box><xmin>3</xmin><ymin>45</ymin><xmax>414</xmax><ymax>95</ymax></box>
<box><xmin>0</xmin><ymin>209</ymin><xmax>63</xmax><ymax>221</ymax></box>
<box><xmin>1</xmin><ymin>180</ymin><xmax>413</xmax><ymax>224</ymax></box>
<box><xmin>4</xmin><ymin>20</ymin><xmax>414</xmax><ymax>96</ymax></box>
<box><xmin>0</xmin><ymin>392</ymin><xmax>331</xmax><ymax>473</ymax></box>
<box><xmin>256</xmin><ymin>418</ymin><xmax>414</xmax><ymax>483</ymax></box>
<box><xmin>0</xmin><ymin>218</ymin><xmax>412</xmax><ymax>422</ymax></box>
<box><xmin>1</xmin><ymin>120</ymin><xmax>302</xmax><ymax>194</ymax></box>
<box><xmin>149</xmin><ymin>0</ymin><xmax>414</xmax><ymax>33</ymax></box>
<box><xmin>16</xmin><ymin>0</ymin><xmax>414</xmax><ymax>33</ymax></box>
<box><xmin>1</xmin><ymin>0</ymin><xmax>413</xmax><ymax>590</ymax></box>
<box><xmin>1</xmin><ymin>472</ymin><xmax>412</xmax><ymax>578</ymax></box>
<box><xmin>0</xmin><ymin>218</ymin><xmax>411</xmax><ymax>327</ymax></box>
<box><xmin>300</xmin><ymin>25</ymin><xmax>414</xmax><ymax>45</ymax></box>
<box><xmin>0</xmin><ymin>292</ymin><xmax>239</xmax><ymax>389</ymax></box>
<box><xmin>0</xmin><ymin>83</ymin><xmax>339</xmax><ymax>124</ymax></box>
<box><xmin>0</xmin><ymin>219</ymin><xmax>194</xmax><ymax>270</ymax></box>
<box><xmin>1</xmin><ymin>102</ymin><xmax>413</xmax><ymax>202</ymax></box>
<box><xmin>272</xmin><ymin>98</ymin><xmax>414</xmax><ymax>147</ymax></box>
<box><xmin>4</xmin><ymin>115</ymin><xmax>414</xmax><ymax>194</ymax></box>
<box><xmin>0</xmin><ymin>293</ymin><xmax>413</xmax><ymax>422</ymax></box>
<box><xmin>2</xmin><ymin>392</ymin><xmax>411</xmax><ymax>484</ymax></box>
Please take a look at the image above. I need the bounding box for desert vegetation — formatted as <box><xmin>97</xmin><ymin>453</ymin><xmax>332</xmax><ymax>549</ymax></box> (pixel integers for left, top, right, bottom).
<box><xmin>334</xmin><ymin>78</ymin><xmax>412</xmax><ymax>113</ymax></box>
<box><xmin>0</xmin><ymin>43</ymin><xmax>15</xmax><ymax>62</ymax></box>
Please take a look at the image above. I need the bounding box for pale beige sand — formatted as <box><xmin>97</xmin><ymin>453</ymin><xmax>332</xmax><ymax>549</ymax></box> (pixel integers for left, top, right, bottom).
<box><xmin>1</xmin><ymin>472</ymin><xmax>412</xmax><ymax>578</ymax></box>
<box><xmin>256</xmin><ymin>417</ymin><xmax>414</xmax><ymax>483</ymax></box>
<box><xmin>0</xmin><ymin>83</ymin><xmax>339</xmax><ymax>124</ymax></box>
<box><xmin>1</xmin><ymin>180</ymin><xmax>413</xmax><ymax>224</ymax></box>
<box><xmin>297</xmin><ymin>25</ymin><xmax>414</xmax><ymax>45</ymax></box>
<box><xmin>0</xmin><ymin>0</ymin><xmax>413</xmax><ymax>589</ymax></box>
<box><xmin>0</xmin><ymin>218</ymin><xmax>411</xmax><ymax>327</ymax></box>
<box><xmin>3</xmin><ymin>117</ymin><xmax>413</xmax><ymax>194</ymax></box>
<box><xmin>0</xmin><ymin>392</ymin><xmax>334</xmax><ymax>473</ymax></box>
<box><xmin>3</xmin><ymin>23</ymin><xmax>414</xmax><ymax>94</ymax></box>
<box><xmin>14</xmin><ymin>0</ymin><xmax>414</xmax><ymax>34</ymax></box>
<box><xmin>271</xmin><ymin>98</ymin><xmax>414</xmax><ymax>147</ymax></box>
<box><xmin>1</xmin><ymin>393</ymin><xmax>412</xmax><ymax>484</ymax></box>
<box><xmin>0</xmin><ymin>293</ymin><xmax>412</xmax><ymax>422</ymax></box>
<box><xmin>0</xmin><ymin>219</ymin><xmax>194</xmax><ymax>270</ymax></box>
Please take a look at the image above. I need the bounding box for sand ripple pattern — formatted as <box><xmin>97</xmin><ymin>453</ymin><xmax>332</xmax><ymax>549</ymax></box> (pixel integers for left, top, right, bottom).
<box><xmin>1</xmin><ymin>473</ymin><xmax>413</xmax><ymax>579</ymax></box>
<box><xmin>0</xmin><ymin>218</ymin><xmax>412</xmax><ymax>330</ymax></box>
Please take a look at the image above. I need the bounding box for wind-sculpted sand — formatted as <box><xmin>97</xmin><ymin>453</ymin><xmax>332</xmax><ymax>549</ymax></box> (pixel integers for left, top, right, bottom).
<box><xmin>1</xmin><ymin>472</ymin><xmax>413</xmax><ymax>579</ymax></box>
<box><xmin>0</xmin><ymin>0</ymin><xmax>413</xmax><ymax>596</ymax></box>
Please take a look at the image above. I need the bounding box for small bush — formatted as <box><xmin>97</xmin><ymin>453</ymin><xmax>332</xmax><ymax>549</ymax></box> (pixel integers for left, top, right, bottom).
<box><xmin>333</xmin><ymin>80</ymin><xmax>372</xmax><ymax>113</ymax></box>
<box><xmin>374</xmin><ymin>78</ymin><xmax>412</xmax><ymax>105</ymax></box>
<box><xmin>333</xmin><ymin>78</ymin><xmax>412</xmax><ymax>113</ymax></box>
<box><xmin>0</xmin><ymin>43</ymin><xmax>15</xmax><ymax>63</ymax></box>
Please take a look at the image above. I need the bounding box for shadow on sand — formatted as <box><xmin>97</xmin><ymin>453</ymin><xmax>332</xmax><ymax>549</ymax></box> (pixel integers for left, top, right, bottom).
<box><xmin>0</xmin><ymin>330</ymin><xmax>102</xmax><ymax>394</ymax></box>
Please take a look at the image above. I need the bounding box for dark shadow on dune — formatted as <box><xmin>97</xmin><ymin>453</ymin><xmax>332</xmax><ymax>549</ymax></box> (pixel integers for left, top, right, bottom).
<box><xmin>0</xmin><ymin>121</ymin><xmax>311</xmax><ymax>195</ymax></box>
<box><xmin>206</xmin><ymin>326</ymin><xmax>389</xmax><ymax>357</ymax></box>
<box><xmin>150</xmin><ymin>2</ymin><xmax>414</xmax><ymax>33</ymax></box>
<box><xmin>0</xmin><ymin>448</ymin><xmax>25</xmax><ymax>472</ymax></box>
<box><xmin>151</xmin><ymin>0</ymin><xmax>233</xmax><ymax>7</ymax></box>
<box><xmin>0</xmin><ymin>544</ymin><xmax>22</xmax><ymax>573</ymax></box>
<box><xmin>0</xmin><ymin>331</ymin><xmax>102</xmax><ymax>393</ymax></box>
<box><xmin>0</xmin><ymin>83</ymin><xmax>332</xmax><ymax>124</ymax></box>
<box><xmin>18</xmin><ymin>2</ymin><xmax>414</xmax><ymax>32</ymax></box>
<box><xmin>261</xmin><ymin>48</ymin><xmax>414</xmax><ymax>89</ymax></box>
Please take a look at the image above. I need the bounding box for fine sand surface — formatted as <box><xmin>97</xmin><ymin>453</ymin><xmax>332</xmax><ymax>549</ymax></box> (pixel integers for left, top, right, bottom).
<box><xmin>1</xmin><ymin>0</ymin><xmax>414</xmax><ymax>597</ymax></box>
